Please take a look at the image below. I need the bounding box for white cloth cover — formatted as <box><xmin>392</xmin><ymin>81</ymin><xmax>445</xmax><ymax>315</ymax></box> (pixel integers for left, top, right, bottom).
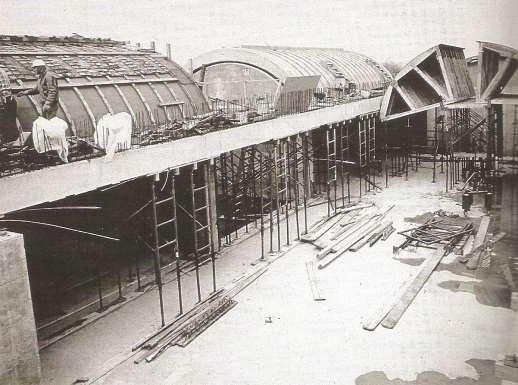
<box><xmin>94</xmin><ymin>112</ymin><xmax>132</xmax><ymax>161</ymax></box>
<box><xmin>32</xmin><ymin>116</ymin><xmax>69</xmax><ymax>162</ymax></box>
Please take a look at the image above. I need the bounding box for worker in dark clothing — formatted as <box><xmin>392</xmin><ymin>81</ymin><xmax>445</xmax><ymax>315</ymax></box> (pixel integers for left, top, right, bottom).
<box><xmin>0</xmin><ymin>69</ymin><xmax>19</xmax><ymax>144</ymax></box>
<box><xmin>17</xmin><ymin>59</ymin><xmax>59</xmax><ymax>119</ymax></box>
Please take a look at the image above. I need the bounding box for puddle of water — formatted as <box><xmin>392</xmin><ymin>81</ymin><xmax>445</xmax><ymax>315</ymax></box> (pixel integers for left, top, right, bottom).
<box><xmin>355</xmin><ymin>359</ymin><xmax>497</xmax><ymax>385</ymax></box>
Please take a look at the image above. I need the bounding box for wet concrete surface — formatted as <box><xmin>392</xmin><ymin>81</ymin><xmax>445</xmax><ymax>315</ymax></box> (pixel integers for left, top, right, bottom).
<box><xmin>356</xmin><ymin>359</ymin><xmax>498</xmax><ymax>385</ymax></box>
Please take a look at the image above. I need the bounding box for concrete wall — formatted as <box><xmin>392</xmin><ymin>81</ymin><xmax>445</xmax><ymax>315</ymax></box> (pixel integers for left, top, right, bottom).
<box><xmin>0</xmin><ymin>232</ymin><xmax>41</xmax><ymax>385</ymax></box>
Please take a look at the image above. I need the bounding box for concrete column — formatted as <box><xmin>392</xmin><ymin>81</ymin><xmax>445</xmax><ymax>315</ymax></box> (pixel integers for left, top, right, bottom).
<box><xmin>0</xmin><ymin>231</ymin><xmax>41</xmax><ymax>385</ymax></box>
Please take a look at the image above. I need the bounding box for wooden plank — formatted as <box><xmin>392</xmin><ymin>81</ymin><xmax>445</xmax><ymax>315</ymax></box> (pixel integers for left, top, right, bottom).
<box><xmin>362</xmin><ymin>271</ymin><xmax>415</xmax><ymax>331</ymax></box>
<box><xmin>317</xmin><ymin>219</ymin><xmax>383</xmax><ymax>269</ymax></box>
<box><xmin>381</xmin><ymin>246</ymin><xmax>446</xmax><ymax>329</ymax></box>
<box><xmin>315</xmin><ymin>214</ymin><xmax>374</xmax><ymax>259</ymax></box>
<box><xmin>474</xmin><ymin>215</ymin><xmax>491</xmax><ymax>249</ymax></box>
<box><xmin>305</xmin><ymin>261</ymin><xmax>325</xmax><ymax>301</ymax></box>
<box><xmin>300</xmin><ymin>212</ymin><xmax>345</xmax><ymax>242</ymax></box>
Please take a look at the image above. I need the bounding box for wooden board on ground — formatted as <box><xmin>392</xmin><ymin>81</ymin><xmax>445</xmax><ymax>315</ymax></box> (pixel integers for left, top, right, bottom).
<box><xmin>381</xmin><ymin>246</ymin><xmax>446</xmax><ymax>329</ymax></box>
<box><xmin>305</xmin><ymin>261</ymin><xmax>325</xmax><ymax>301</ymax></box>
<box><xmin>362</xmin><ymin>271</ymin><xmax>416</xmax><ymax>331</ymax></box>
<box><xmin>300</xmin><ymin>213</ymin><xmax>345</xmax><ymax>242</ymax></box>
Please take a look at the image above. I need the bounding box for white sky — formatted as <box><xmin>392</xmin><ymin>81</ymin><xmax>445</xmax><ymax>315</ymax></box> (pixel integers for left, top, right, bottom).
<box><xmin>2</xmin><ymin>0</ymin><xmax>517</xmax><ymax>68</ymax></box>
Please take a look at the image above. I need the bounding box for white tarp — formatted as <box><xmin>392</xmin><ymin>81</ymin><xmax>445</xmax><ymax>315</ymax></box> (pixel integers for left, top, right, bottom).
<box><xmin>94</xmin><ymin>112</ymin><xmax>132</xmax><ymax>161</ymax></box>
<box><xmin>32</xmin><ymin>116</ymin><xmax>69</xmax><ymax>163</ymax></box>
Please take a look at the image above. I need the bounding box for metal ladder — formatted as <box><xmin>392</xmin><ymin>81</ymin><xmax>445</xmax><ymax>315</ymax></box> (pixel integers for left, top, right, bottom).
<box><xmin>273</xmin><ymin>140</ymin><xmax>289</xmax><ymax>249</ymax></box>
<box><xmin>366</xmin><ymin>114</ymin><xmax>378</xmax><ymax>192</ymax></box>
<box><xmin>338</xmin><ymin>122</ymin><xmax>351</xmax><ymax>206</ymax></box>
<box><xmin>325</xmin><ymin>125</ymin><xmax>337</xmax><ymax>216</ymax></box>
<box><xmin>190</xmin><ymin>163</ymin><xmax>212</xmax><ymax>303</ymax></box>
<box><xmin>150</xmin><ymin>171</ymin><xmax>180</xmax><ymax>325</ymax></box>
<box><xmin>258</xmin><ymin>149</ymin><xmax>275</xmax><ymax>258</ymax></box>
<box><xmin>358</xmin><ymin>117</ymin><xmax>367</xmax><ymax>197</ymax></box>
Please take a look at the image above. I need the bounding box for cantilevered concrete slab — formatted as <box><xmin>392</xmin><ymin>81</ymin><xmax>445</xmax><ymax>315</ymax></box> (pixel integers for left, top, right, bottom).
<box><xmin>0</xmin><ymin>96</ymin><xmax>381</xmax><ymax>214</ymax></box>
<box><xmin>381</xmin><ymin>44</ymin><xmax>475</xmax><ymax>121</ymax></box>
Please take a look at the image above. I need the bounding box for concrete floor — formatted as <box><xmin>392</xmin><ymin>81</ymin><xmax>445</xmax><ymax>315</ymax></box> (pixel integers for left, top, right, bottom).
<box><xmin>40</xmin><ymin>166</ymin><xmax>516</xmax><ymax>385</ymax></box>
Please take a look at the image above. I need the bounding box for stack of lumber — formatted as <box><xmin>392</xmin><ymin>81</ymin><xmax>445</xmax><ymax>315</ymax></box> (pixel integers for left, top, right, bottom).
<box><xmin>132</xmin><ymin>265</ymin><xmax>267</xmax><ymax>363</ymax></box>
<box><xmin>300</xmin><ymin>202</ymin><xmax>394</xmax><ymax>270</ymax></box>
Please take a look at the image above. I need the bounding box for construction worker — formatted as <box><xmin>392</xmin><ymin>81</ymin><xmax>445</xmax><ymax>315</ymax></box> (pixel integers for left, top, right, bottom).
<box><xmin>17</xmin><ymin>59</ymin><xmax>59</xmax><ymax>119</ymax></box>
<box><xmin>0</xmin><ymin>68</ymin><xmax>19</xmax><ymax>144</ymax></box>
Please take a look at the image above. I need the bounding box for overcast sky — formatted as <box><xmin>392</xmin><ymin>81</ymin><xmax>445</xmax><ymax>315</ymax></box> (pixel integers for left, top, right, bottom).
<box><xmin>2</xmin><ymin>0</ymin><xmax>517</xmax><ymax>69</ymax></box>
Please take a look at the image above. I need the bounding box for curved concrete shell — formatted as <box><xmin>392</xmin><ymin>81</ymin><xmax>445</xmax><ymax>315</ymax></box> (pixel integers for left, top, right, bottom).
<box><xmin>0</xmin><ymin>35</ymin><xmax>208</xmax><ymax>137</ymax></box>
<box><xmin>191</xmin><ymin>46</ymin><xmax>392</xmax><ymax>100</ymax></box>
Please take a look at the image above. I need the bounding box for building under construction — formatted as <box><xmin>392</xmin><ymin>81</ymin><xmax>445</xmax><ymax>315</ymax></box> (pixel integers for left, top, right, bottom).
<box><xmin>1</xmin><ymin>35</ymin><xmax>518</xmax><ymax>385</ymax></box>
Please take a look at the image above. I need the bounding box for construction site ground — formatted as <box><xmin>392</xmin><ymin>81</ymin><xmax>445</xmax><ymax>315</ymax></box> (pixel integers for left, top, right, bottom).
<box><xmin>40</xmin><ymin>167</ymin><xmax>517</xmax><ymax>385</ymax></box>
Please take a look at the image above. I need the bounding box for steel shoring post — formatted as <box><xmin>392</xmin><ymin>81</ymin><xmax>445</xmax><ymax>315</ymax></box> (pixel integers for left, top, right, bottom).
<box><xmin>432</xmin><ymin>108</ymin><xmax>438</xmax><ymax>183</ymax></box>
<box><xmin>230</xmin><ymin>152</ymin><xmax>238</xmax><ymax>240</ymax></box>
<box><xmin>358</xmin><ymin>118</ymin><xmax>363</xmax><ymax>199</ymax></box>
<box><xmin>259</xmin><ymin>151</ymin><xmax>266</xmax><ymax>260</ymax></box>
<box><xmin>219</xmin><ymin>154</ymin><xmax>230</xmax><ymax>245</ymax></box>
<box><xmin>302</xmin><ymin>134</ymin><xmax>309</xmax><ymax>234</ymax></box>
<box><xmin>346</xmin><ymin>122</ymin><xmax>351</xmax><ymax>203</ymax></box>
<box><xmin>282</xmin><ymin>140</ymin><xmax>290</xmax><ymax>246</ymax></box>
<box><xmin>150</xmin><ymin>176</ymin><xmax>166</xmax><ymax>327</ymax></box>
<box><xmin>292</xmin><ymin>136</ymin><xmax>301</xmax><ymax>240</ymax></box>
<box><xmin>134</xmin><ymin>239</ymin><xmax>142</xmax><ymax>291</ymax></box>
<box><xmin>205</xmin><ymin>161</ymin><xmax>217</xmax><ymax>293</ymax></box>
<box><xmin>268</xmin><ymin>143</ymin><xmax>280</xmax><ymax>254</ymax></box>
<box><xmin>445</xmin><ymin>148</ymin><xmax>449</xmax><ymax>193</ymax></box>
<box><xmin>334</xmin><ymin>141</ymin><xmax>338</xmax><ymax>211</ymax></box>
<box><xmin>189</xmin><ymin>167</ymin><xmax>202</xmax><ymax>303</ymax></box>
<box><xmin>405</xmin><ymin>117</ymin><xmax>410</xmax><ymax>181</ymax></box>
<box><xmin>170</xmin><ymin>172</ymin><xmax>183</xmax><ymax>314</ymax></box>
<box><xmin>339</xmin><ymin>123</ymin><xmax>345</xmax><ymax>207</ymax></box>
<box><xmin>274</xmin><ymin>141</ymin><xmax>282</xmax><ymax>250</ymax></box>
<box><xmin>326</xmin><ymin>127</ymin><xmax>331</xmax><ymax>217</ymax></box>
<box><xmin>371</xmin><ymin>115</ymin><xmax>377</xmax><ymax>191</ymax></box>
<box><xmin>96</xmin><ymin>229</ymin><xmax>104</xmax><ymax>312</ymax></box>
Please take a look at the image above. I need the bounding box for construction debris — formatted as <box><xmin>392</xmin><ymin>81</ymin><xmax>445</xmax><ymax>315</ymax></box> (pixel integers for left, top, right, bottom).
<box><xmin>132</xmin><ymin>265</ymin><xmax>268</xmax><ymax>363</ymax></box>
<box><xmin>394</xmin><ymin>215</ymin><xmax>474</xmax><ymax>256</ymax></box>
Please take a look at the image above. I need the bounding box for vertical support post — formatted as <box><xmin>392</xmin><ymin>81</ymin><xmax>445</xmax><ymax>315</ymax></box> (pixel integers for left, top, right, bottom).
<box><xmin>190</xmin><ymin>165</ymin><xmax>202</xmax><ymax>303</ymax></box>
<box><xmin>292</xmin><ymin>135</ymin><xmax>301</xmax><ymax>240</ymax></box>
<box><xmin>302</xmin><ymin>133</ymin><xmax>309</xmax><ymax>234</ymax></box>
<box><xmin>205</xmin><ymin>160</ymin><xmax>217</xmax><ymax>293</ymax></box>
<box><xmin>171</xmin><ymin>169</ymin><xmax>183</xmax><ymax>315</ymax></box>
<box><xmin>150</xmin><ymin>175</ymin><xmax>166</xmax><ymax>327</ymax></box>
<box><xmin>259</xmin><ymin>151</ymin><xmax>266</xmax><ymax>260</ymax></box>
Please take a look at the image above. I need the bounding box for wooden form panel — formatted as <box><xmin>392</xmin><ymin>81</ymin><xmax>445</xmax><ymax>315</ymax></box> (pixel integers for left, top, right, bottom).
<box><xmin>381</xmin><ymin>44</ymin><xmax>474</xmax><ymax>121</ymax></box>
<box><xmin>477</xmin><ymin>41</ymin><xmax>518</xmax><ymax>103</ymax></box>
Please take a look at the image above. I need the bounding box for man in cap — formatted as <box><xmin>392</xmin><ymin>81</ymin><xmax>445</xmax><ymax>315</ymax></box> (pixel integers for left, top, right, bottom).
<box><xmin>17</xmin><ymin>59</ymin><xmax>59</xmax><ymax>119</ymax></box>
